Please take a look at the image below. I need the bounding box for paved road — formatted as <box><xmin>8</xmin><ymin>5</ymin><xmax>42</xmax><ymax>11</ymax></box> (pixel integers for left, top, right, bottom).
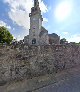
<box><xmin>34</xmin><ymin>68</ymin><xmax>80</xmax><ymax>92</ymax></box>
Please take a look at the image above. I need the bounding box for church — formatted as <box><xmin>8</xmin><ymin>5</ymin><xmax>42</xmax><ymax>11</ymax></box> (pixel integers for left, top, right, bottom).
<box><xmin>24</xmin><ymin>0</ymin><xmax>60</xmax><ymax>45</ymax></box>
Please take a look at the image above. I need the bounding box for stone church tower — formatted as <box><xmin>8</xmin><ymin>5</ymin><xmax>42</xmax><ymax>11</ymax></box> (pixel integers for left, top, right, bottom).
<box><xmin>24</xmin><ymin>0</ymin><xmax>60</xmax><ymax>45</ymax></box>
<box><xmin>29</xmin><ymin>0</ymin><xmax>49</xmax><ymax>45</ymax></box>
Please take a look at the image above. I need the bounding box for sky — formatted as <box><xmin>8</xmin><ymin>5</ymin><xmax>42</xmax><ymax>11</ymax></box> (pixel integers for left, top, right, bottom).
<box><xmin>0</xmin><ymin>0</ymin><xmax>80</xmax><ymax>42</ymax></box>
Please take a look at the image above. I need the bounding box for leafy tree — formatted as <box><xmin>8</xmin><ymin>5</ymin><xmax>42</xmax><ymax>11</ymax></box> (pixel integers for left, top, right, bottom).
<box><xmin>60</xmin><ymin>38</ymin><xmax>67</xmax><ymax>44</ymax></box>
<box><xmin>75</xmin><ymin>42</ymin><xmax>80</xmax><ymax>45</ymax></box>
<box><xmin>0</xmin><ymin>26</ymin><xmax>13</xmax><ymax>44</ymax></box>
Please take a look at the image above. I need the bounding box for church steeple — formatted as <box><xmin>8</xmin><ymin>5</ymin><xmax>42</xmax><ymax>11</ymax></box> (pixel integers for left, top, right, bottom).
<box><xmin>29</xmin><ymin>0</ymin><xmax>48</xmax><ymax>45</ymax></box>
<box><xmin>34</xmin><ymin>0</ymin><xmax>39</xmax><ymax>7</ymax></box>
<box><xmin>29</xmin><ymin>0</ymin><xmax>42</xmax><ymax>17</ymax></box>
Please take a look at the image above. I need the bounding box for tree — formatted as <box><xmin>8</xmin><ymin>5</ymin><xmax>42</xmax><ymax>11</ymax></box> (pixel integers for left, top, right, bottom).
<box><xmin>60</xmin><ymin>38</ymin><xmax>68</xmax><ymax>44</ymax></box>
<box><xmin>0</xmin><ymin>26</ymin><xmax>13</xmax><ymax>44</ymax></box>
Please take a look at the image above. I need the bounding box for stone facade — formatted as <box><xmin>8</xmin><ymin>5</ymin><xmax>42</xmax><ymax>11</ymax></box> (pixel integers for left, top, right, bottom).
<box><xmin>39</xmin><ymin>27</ymin><xmax>49</xmax><ymax>45</ymax></box>
<box><xmin>0</xmin><ymin>44</ymin><xmax>80</xmax><ymax>86</ymax></box>
<box><xmin>49</xmin><ymin>33</ymin><xmax>60</xmax><ymax>45</ymax></box>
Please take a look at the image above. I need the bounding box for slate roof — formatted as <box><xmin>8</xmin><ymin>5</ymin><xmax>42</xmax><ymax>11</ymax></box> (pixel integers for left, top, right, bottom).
<box><xmin>48</xmin><ymin>33</ymin><xmax>59</xmax><ymax>38</ymax></box>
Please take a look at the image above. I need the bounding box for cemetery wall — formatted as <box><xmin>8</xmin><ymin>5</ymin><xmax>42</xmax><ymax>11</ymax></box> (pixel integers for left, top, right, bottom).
<box><xmin>0</xmin><ymin>44</ymin><xmax>80</xmax><ymax>86</ymax></box>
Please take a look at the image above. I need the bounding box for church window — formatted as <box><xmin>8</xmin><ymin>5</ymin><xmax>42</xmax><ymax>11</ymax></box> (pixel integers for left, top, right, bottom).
<box><xmin>33</xmin><ymin>28</ymin><xmax>35</xmax><ymax>29</ymax></box>
<box><xmin>32</xmin><ymin>38</ymin><xmax>36</xmax><ymax>44</ymax></box>
<box><xmin>33</xmin><ymin>27</ymin><xmax>36</xmax><ymax>29</ymax></box>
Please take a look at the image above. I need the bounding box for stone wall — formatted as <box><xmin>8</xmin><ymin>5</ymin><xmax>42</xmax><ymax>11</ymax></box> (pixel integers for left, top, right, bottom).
<box><xmin>0</xmin><ymin>44</ymin><xmax>80</xmax><ymax>86</ymax></box>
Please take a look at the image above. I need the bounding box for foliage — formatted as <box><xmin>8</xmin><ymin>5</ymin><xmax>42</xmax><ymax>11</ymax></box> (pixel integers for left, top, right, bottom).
<box><xmin>0</xmin><ymin>26</ymin><xmax>13</xmax><ymax>44</ymax></box>
<box><xmin>60</xmin><ymin>38</ymin><xmax>67</xmax><ymax>44</ymax></box>
<box><xmin>75</xmin><ymin>42</ymin><xmax>80</xmax><ymax>45</ymax></box>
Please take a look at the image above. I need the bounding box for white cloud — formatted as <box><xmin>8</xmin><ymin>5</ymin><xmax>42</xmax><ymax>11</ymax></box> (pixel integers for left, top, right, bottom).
<box><xmin>17</xmin><ymin>35</ymin><xmax>22</xmax><ymax>41</ymax></box>
<box><xmin>39</xmin><ymin>0</ymin><xmax>48</xmax><ymax>13</ymax></box>
<box><xmin>4</xmin><ymin>0</ymin><xmax>48</xmax><ymax>31</ymax></box>
<box><xmin>62</xmin><ymin>31</ymin><xmax>69</xmax><ymax>35</ymax></box>
<box><xmin>9</xmin><ymin>10</ymin><xmax>30</xmax><ymax>30</ymax></box>
<box><xmin>0</xmin><ymin>20</ymin><xmax>11</xmax><ymax>30</ymax></box>
<box><xmin>42</xmin><ymin>18</ymin><xmax>48</xmax><ymax>25</ymax></box>
<box><xmin>43</xmin><ymin>18</ymin><xmax>48</xmax><ymax>23</ymax></box>
<box><xmin>67</xmin><ymin>34</ymin><xmax>80</xmax><ymax>43</ymax></box>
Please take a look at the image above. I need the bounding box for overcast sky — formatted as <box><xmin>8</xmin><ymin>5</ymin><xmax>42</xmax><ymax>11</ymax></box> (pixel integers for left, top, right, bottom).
<box><xmin>0</xmin><ymin>0</ymin><xmax>80</xmax><ymax>42</ymax></box>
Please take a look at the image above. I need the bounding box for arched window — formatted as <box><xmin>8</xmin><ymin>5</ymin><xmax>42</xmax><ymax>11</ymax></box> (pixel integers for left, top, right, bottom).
<box><xmin>32</xmin><ymin>38</ymin><xmax>36</xmax><ymax>44</ymax></box>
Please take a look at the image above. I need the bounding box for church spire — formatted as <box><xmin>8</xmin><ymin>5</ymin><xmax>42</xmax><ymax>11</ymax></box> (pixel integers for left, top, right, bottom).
<box><xmin>34</xmin><ymin>0</ymin><xmax>39</xmax><ymax>7</ymax></box>
<box><xmin>29</xmin><ymin>0</ymin><xmax>42</xmax><ymax>18</ymax></box>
